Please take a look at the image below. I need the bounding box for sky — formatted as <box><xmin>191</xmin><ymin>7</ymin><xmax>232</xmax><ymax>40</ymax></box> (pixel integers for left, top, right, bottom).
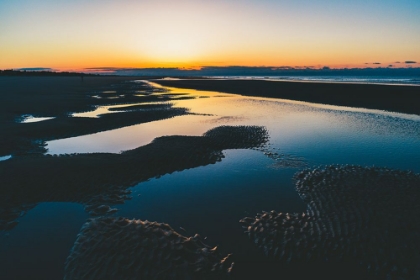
<box><xmin>1</xmin><ymin>0</ymin><xmax>419</xmax><ymax>69</ymax></box>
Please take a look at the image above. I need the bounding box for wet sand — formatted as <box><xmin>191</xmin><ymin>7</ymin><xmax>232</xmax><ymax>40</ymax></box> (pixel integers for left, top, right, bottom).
<box><xmin>0</xmin><ymin>76</ymin><xmax>137</xmax><ymax>120</ymax></box>
<box><xmin>240</xmin><ymin>165</ymin><xmax>420</xmax><ymax>279</ymax></box>
<box><xmin>0</xmin><ymin>76</ymin><xmax>190</xmax><ymax>156</ymax></box>
<box><xmin>1</xmin><ymin>76</ymin><xmax>420</xmax><ymax>279</ymax></box>
<box><xmin>65</xmin><ymin>217</ymin><xmax>233</xmax><ymax>279</ymax></box>
<box><xmin>2</xmin><ymin>77</ymin><xmax>418</xmax><ymax>156</ymax></box>
<box><xmin>154</xmin><ymin>79</ymin><xmax>420</xmax><ymax>115</ymax></box>
<box><xmin>0</xmin><ymin>125</ymin><xmax>268</xmax><ymax>230</ymax></box>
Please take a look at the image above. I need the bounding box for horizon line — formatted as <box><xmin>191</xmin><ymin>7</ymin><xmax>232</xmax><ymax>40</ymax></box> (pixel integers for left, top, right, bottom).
<box><xmin>6</xmin><ymin>65</ymin><xmax>420</xmax><ymax>72</ymax></box>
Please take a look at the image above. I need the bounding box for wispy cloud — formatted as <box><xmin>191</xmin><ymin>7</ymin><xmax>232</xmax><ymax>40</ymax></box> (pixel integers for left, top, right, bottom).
<box><xmin>17</xmin><ymin>67</ymin><xmax>53</xmax><ymax>71</ymax></box>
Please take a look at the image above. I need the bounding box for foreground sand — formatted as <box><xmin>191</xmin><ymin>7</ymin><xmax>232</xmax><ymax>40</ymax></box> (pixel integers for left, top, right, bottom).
<box><xmin>154</xmin><ymin>79</ymin><xmax>420</xmax><ymax>115</ymax></box>
<box><xmin>1</xmin><ymin>76</ymin><xmax>419</xmax><ymax>279</ymax></box>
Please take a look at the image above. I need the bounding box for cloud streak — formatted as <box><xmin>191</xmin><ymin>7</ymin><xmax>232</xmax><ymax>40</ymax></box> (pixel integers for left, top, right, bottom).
<box><xmin>17</xmin><ymin>67</ymin><xmax>53</xmax><ymax>71</ymax></box>
<box><xmin>81</xmin><ymin>66</ymin><xmax>420</xmax><ymax>77</ymax></box>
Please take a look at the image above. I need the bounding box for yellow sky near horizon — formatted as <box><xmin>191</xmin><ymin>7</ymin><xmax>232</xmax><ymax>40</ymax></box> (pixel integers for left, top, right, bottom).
<box><xmin>1</xmin><ymin>0</ymin><xmax>419</xmax><ymax>69</ymax></box>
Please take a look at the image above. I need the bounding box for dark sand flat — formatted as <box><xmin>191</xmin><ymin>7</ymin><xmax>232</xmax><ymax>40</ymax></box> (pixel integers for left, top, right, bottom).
<box><xmin>0</xmin><ymin>76</ymin><xmax>137</xmax><ymax>120</ymax></box>
<box><xmin>154</xmin><ymin>79</ymin><xmax>420</xmax><ymax>115</ymax></box>
<box><xmin>0</xmin><ymin>125</ymin><xmax>268</xmax><ymax>230</ymax></box>
<box><xmin>0</xmin><ymin>76</ymin><xmax>193</xmax><ymax>156</ymax></box>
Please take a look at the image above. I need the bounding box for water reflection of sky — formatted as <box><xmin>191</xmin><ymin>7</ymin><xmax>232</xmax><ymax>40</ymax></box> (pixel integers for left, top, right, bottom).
<box><xmin>47</xmin><ymin>83</ymin><xmax>420</xmax><ymax>173</ymax></box>
<box><xmin>71</xmin><ymin>102</ymin><xmax>159</xmax><ymax>118</ymax></box>
<box><xmin>3</xmin><ymin>82</ymin><xmax>420</xmax><ymax>279</ymax></box>
<box><xmin>119</xmin><ymin>149</ymin><xmax>307</xmax><ymax>258</ymax></box>
<box><xmin>0</xmin><ymin>203</ymin><xmax>88</xmax><ymax>280</ymax></box>
<box><xmin>0</xmin><ymin>155</ymin><xmax>11</xmax><ymax>161</ymax></box>
<box><xmin>116</xmin><ymin>84</ymin><xmax>420</xmax><ymax>257</ymax></box>
<box><xmin>18</xmin><ymin>115</ymin><xmax>55</xmax><ymax>123</ymax></box>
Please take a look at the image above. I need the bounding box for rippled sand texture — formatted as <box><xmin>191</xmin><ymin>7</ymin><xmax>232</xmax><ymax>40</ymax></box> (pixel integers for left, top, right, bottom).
<box><xmin>240</xmin><ymin>165</ymin><xmax>420</xmax><ymax>279</ymax></box>
<box><xmin>65</xmin><ymin>217</ymin><xmax>233</xmax><ymax>280</ymax></box>
<box><xmin>0</xmin><ymin>125</ymin><xmax>268</xmax><ymax>230</ymax></box>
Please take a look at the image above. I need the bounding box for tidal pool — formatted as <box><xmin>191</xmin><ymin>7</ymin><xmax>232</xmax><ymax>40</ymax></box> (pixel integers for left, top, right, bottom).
<box><xmin>71</xmin><ymin>102</ymin><xmax>168</xmax><ymax>118</ymax></box>
<box><xmin>2</xmin><ymin>81</ymin><xmax>420</xmax><ymax>279</ymax></box>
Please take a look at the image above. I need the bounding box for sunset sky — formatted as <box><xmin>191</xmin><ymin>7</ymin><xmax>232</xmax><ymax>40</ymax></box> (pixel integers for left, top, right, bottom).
<box><xmin>1</xmin><ymin>0</ymin><xmax>419</xmax><ymax>69</ymax></box>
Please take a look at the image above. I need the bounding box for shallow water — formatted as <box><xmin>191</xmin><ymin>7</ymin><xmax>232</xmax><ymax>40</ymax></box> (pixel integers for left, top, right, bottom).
<box><xmin>0</xmin><ymin>203</ymin><xmax>88</xmax><ymax>280</ymax></box>
<box><xmin>48</xmin><ymin>84</ymin><xmax>420</xmax><ymax>172</ymax></box>
<box><xmin>18</xmin><ymin>115</ymin><xmax>55</xmax><ymax>123</ymax></box>
<box><xmin>2</xmin><ymin>81</ymin><xmax>420</xmax><ymax>279</ymax></box>
<box><xmin>71</xmin><ymin>102</ymin><xmax>163</xmax><ymax>118</ymax></box>
<box><xmin>0</xmin><ymin>155</ymin><xmax>11</xmax><ymax>161</ymax></box>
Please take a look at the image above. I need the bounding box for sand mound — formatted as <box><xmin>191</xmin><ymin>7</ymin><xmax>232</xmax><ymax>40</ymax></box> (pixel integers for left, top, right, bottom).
<box><xmin>240</xmin><ymin>165</ymin><xmax>420</xmax><ymax>279</ymax></box>
<box><xmin>203</xmin><ymin>125</ymin><xmax>268</xmax><ymax>149</ymax></box>
<box><xmin>65</xmin><ymin>217</ymin><xmax>233</xmax><ymax>280</ymax></box>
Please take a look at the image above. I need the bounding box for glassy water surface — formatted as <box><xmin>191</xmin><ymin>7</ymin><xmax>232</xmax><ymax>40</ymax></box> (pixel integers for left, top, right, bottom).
<box><xmin>18</xmin><ymin>115</ymin><xmax>55</xmax><ymax>123</ymax></box>
<box><xmin>2</xmin><ymin>81</ymin><xmax>420</xmax><ymax>279</ymax></box>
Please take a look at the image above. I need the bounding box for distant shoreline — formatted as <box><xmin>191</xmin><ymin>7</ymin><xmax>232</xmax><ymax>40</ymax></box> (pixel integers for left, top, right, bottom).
<box><xmin>202</xmin><ymin>76</ymin><xmax>420</xmax><ymax>87</ymax></box>
<box><xmin>153</xmin><ymin>79</ymin><xmax>420</xmax><ymax>115</ymax></box>
<box><xmin>0</xmin><ymin>69</ymin><xmax>100</xmax><ymax>77</ymax></box>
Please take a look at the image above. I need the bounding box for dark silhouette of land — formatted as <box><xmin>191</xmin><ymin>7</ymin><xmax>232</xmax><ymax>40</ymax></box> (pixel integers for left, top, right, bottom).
<box><xmin>0</xmin><ymin>76</ymin><xmax>193</xmax><ymax>156</ymax></box>
<box><xmin>155</xmin><ymin>79</ymin><xmax>420</xmax><ymax>115</ymax></box>
<box><xmin>0</xmin><ymin>69</ymin><xmax>98</xmax><ymax>77</ymax></box>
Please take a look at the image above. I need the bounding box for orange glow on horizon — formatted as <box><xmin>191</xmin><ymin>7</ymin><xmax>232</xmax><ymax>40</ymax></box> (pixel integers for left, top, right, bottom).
<box><xmin>1</xmin><ymin>1</ymin><xmax>419</xmax><ymax>71</ymax></box>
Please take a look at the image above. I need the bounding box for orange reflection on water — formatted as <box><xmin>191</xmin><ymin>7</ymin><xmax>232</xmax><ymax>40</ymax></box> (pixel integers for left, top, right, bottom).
<box><xmin>47</xmin><ymin>81</ymin><xmax>420</xmax><ymax>155</ymax></box>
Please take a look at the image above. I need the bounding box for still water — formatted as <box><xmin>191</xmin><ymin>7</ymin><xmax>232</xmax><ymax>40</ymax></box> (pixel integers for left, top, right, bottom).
<box><xmin>1</xmin><ymin>81</ymin><xmax>420</xmax><ymax>279</ymax></box>
<box><xmin>18</xmin><ymin>115</ymin><xmax>55</xmax><ymax>123</ymax></box>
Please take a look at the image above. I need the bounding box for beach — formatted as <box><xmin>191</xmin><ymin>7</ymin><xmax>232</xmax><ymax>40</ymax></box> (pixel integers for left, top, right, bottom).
<box><xmin>1</xmin><ymin>76</ymin><xmax>420</xmax><ymax>279</ymax></box>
